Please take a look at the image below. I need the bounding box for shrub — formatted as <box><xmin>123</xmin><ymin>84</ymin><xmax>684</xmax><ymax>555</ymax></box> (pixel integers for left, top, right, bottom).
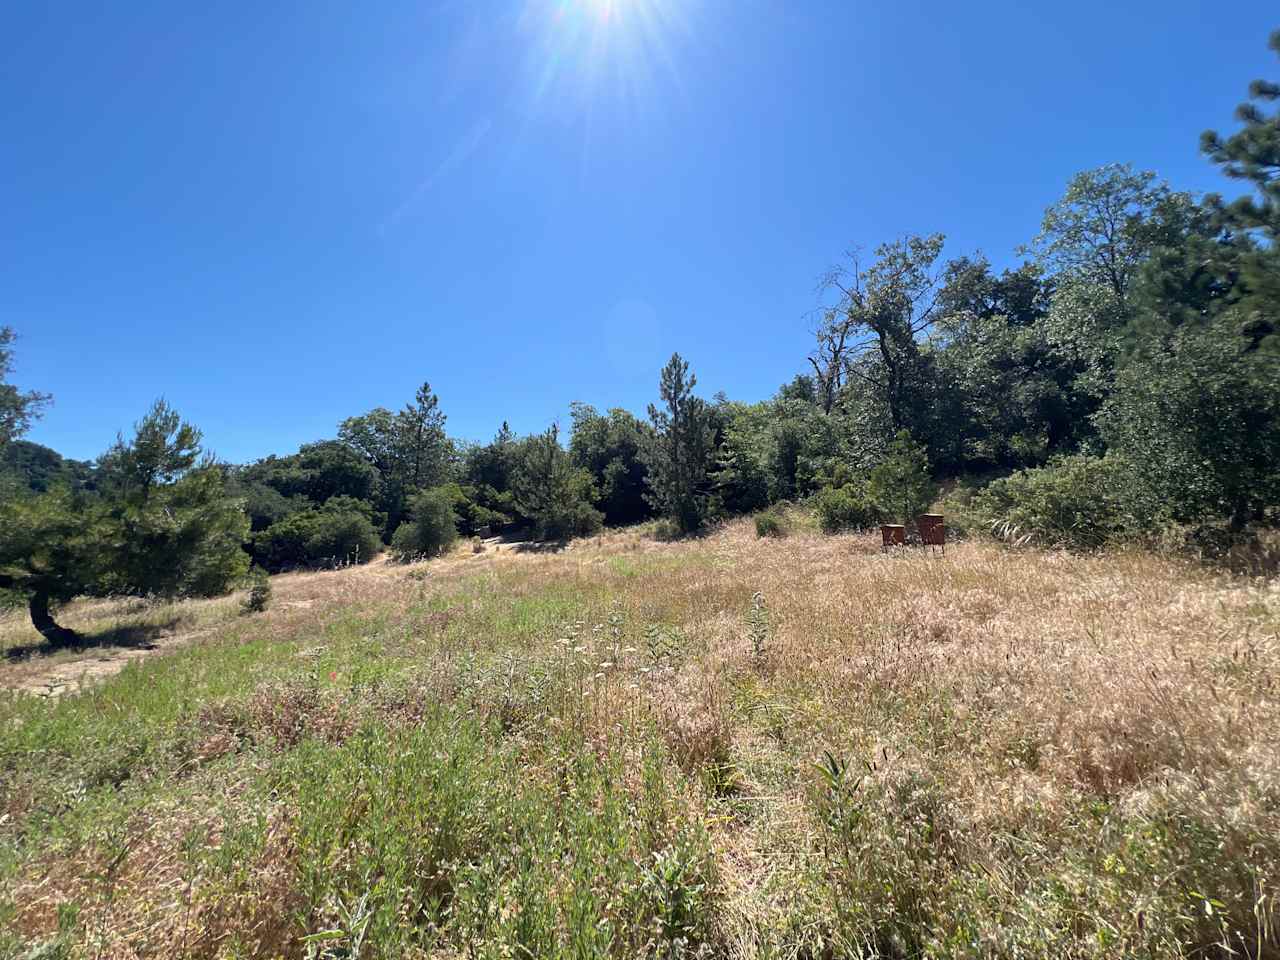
<box><xmin>814</xmin><ymin>485</ymin><xmax>882</xmax><ymax>534</ymax></box>
<box><xmin>532</xmin><ymin>499</ymin><xmax>603</xmax><ymax>542</ymax></box>
<box><xmin>936</xmin><ymin>485</ymin><xmax>980</xmax><ymax>539</ymax></box>
<box><xmin>304</xmin><ymin>509</ymin><xmax>381</xmax><ymax>566</ymax></box>
<box><xmin>968</xmin><ymin>454</ymin><xmax>1140</xmax><ymax>549</ymax></box>
<box><xmin>868</xmin><ymin>431</ymin><xmax>938</xmax><ymax>525</ymax></box>
<box><xmin>389</xmin><ymin>487</ymin><xmax>459</xmax><ymax>561</ymax></box>
<box><xmin>650</xmin><ymin>518</ymin><xmax>681</xmax><ymax>542</ymax></box>
<box><xmin>242</xmin><ymin>566</ymin><xmax>271</xmax><ymax>614</ymax></box>
<box><xmin>754</xmin><ymin>508</ymin><xmax>788</xmax><ymax>538</ymax></box>
<box><xmin>444</xmin><ymin>482</ymin><xmax>512</xmax><ymax>537</ymax></box>
<box><xmin>251</xmin><ymin>504</ymin><xmax>381</xmax><ymax>571</ymax></box>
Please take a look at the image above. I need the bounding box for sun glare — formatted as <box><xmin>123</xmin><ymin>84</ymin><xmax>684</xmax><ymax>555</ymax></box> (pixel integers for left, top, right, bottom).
<box><xmin>581</xmin><ymin>0</ymin><xmax>623</xmax><ymax>21</ymax></box>
<box><xmin>522</xmin><ymin>0</ymin><xmax>694</xmax><ymax>112</ymax></box>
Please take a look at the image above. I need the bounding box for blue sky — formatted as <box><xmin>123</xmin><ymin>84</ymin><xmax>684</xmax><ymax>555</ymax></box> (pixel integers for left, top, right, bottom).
<box><xmin>3</xmin><ymin>1</ymin><xmax>1275</xmax><ymax>464</ymax></box>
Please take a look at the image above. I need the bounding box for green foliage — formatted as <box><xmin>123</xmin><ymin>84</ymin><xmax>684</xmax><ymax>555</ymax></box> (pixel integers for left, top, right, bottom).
<box><xmin>107</xmin><ymin>466</ymin><xmax>251</xmax><ymax>599</ymax></box>
<box><xmin>867</xmin><ymin>431</ymin><xmax>938</xmax><ymax>525</ymax></box>
<box><xmin>968</xmin><ymin>455</ymin><xmax>1139</xmax><ymax>549</ymax></box>
<box><xmin>650</xmin><ymin>518</ymin><xmax>681</xmax><ymax>542</ymax></box>
<box><xmin>253</xmin><ymin>501</ymin><xmax>381</xmax><ymax>571</ymax></box>
<box><xmin>241</xmin><ymin>441</ymin><xmax>379</xmax><ymax>507</ymax></box>
<box><xmin>0</xmin><ymin>487</ymin><xmax>104</xmax><ymax>621</ymax></box>
<box><xmin>1024</xmin><ymin>163</ymin><xmax>1197</xmax><ymax>300</ymax></box>
<box><xmin>0</xmin><ymin>440</ymin><xmax>95</xmax><ymax>494</ymax></box>
<box><xmin>814</xmin><ymin>234</ymin><xmax>947</xmax><ymax>442</ymax></box>
<box><xmin>1202</xmin><ymin>30</ymin><xmax>1280</xmax><ymax>243</ymax></box>
<box><xmin>754</xmin><ymin>507</ymin><xmax>788</xmax><ymax>539</ymax></box>
<box><xmin>569</xmin><ymin>403</ymin><xmax>653</xmax><ymax>525</ymax></box>
<box><xmin>389</xmin><ymin>486</ymin><xmax>459</xmax><ymax>561</ymax></box>
<box><xmin>443</xmin><ymin>483</ymin><xmax>511</xmax><ymax>537</ymax></box>
<box><xmin>339</xmin><ymin>383</ymin><xmax>451</xmax><ymax>536</ymax></box>
<box><xmin>813</xmin><ymin>484</ymin><xmax>882</xmax><ymax>534</ymax></box>
<box><xmin>0</xmin><ymin>326</ymin><xmax>50</xmax><ymax>447</ymax></box>
<box><xmin>512</xmin><ymin>425</ymin><xmax>603</xmax><ymax>542</ymax></box>
<box><xmin>1099</xmin><ymin>311</ymin><xmax>1280</xmax><ymax>530</ymax></box>
<box><xmin>1198</xmin><ymin>30</ymin><xmax>1280</xmax><ymax>359</ymax></box>
<box><xmin>234</xmin><ymin>479</ymin><xmax>308</xmax><ymax>533</ymax></box>
<box><xmin>97</xmin><ymin>399</ymin><xmax>202</xmax><ymax>502</ymax></box>
<box><xmin>464</xmin><ymin>421</ymin><xmax>517</xmax><ymax>487</ymax></box>
<box><xmin>0</xmin><ymin>401</ymin><xmax>249</xmax><ymax>642</ymax></box>
<box><xmin>713</xmin><ymin>394</ymin><xmax>842</xmax><ymax>513</ymax></box>
<box><xmin>95</xmin><ymin>402</ymin><xmax>250</xmax><ymax>599</ymax></box>
<box><xmin>459</xmin><ymin>423</ymin><xmax>519</xmax><ymax>531</ymax></box>
<box><xmin>283</xmin><ymin>718</ymin><xmax>717</xmax><ymax>958</ymax></box>
<box><xmin>932</xmin><ymin>259</ymin><xmax>1088</xmax><ymax>469</ymax></box>
<box><xmin>644</xmin><ymin>354</ymin><xmax>716</xmax><ymax>533</ymax></box>
<box><xmin>242</xmin><ymin>566</ymin><xmax>271</xmax><ymax>614</ymax></box>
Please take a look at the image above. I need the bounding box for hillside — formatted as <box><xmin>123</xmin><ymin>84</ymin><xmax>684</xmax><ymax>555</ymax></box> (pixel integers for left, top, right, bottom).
<box><xmin>2</xmin><ymin>520</ymin><xmax>1277</xmax><ymax>958</ymax></box>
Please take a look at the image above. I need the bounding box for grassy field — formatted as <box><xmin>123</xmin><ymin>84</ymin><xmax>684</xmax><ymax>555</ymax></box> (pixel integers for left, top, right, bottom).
<box><xmin>1</xmin><ymin>518</ymin><xmax>1277</xmax><ymax>959</ymax></box>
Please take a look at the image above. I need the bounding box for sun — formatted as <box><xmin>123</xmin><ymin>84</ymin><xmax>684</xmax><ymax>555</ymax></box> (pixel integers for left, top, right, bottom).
<box><xmin>581</xmin><ymin>0</ymin><xmax>624</xmax><ymax>21</ymax></box>
<box><xmin>523</xmin><ymin>0</ymin><xmax>693</xmax><ymax>106</ymax></box>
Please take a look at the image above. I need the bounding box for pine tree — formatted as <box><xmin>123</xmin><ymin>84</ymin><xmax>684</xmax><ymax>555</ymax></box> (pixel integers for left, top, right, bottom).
<box><xmin>1202</xmin><ymin>30</ymin><xmax>1280</xmax><ymax>241</ymax></box>
<box><xmin>644</xmin><ymin>354</ymin><xmax>716</xmax><ymax>532</ymax></box>
<box><xmin>0</xmin><ymin>401</ymin><xmax>249</xmax><ymax>645</ymax></box>
<box><xmin>512</xmin><ymin>424</ymin><xmax>602</xmax><ymax>541</ymax></box>
<box><xmin>1199</xmin><ymin>28</ymin><xmax>1280</xmax><ymax>356</ymax></box>
<box><xmin>399</xmin><ymin>382</ymin><xmax>448</xmax><ymax>489</ymax></box>
<box><xmin>868</xmin><ymin>431</ymin><xmax>937</xmax><ymax>527</ymax></box>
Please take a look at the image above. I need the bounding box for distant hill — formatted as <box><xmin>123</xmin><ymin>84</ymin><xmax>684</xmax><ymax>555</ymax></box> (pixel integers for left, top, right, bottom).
<box><xmin>0</xmin><ymin>440</ymin><xmax>96</xmax><ymax>493</ymax></box>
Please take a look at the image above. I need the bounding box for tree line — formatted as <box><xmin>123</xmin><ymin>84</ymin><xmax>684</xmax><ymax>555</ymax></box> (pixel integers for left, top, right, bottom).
<box><xmin>2</xmin><ymin>29</ymin><xmax>1278</xmax><ymax>642</ymax></box>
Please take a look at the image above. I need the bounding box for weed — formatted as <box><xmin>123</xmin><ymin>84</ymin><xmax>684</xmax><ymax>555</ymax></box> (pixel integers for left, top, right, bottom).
<box><xmin>746</xmin><ymin>591</ymin><xmax>770</xmax><ymax>663</ymax></box>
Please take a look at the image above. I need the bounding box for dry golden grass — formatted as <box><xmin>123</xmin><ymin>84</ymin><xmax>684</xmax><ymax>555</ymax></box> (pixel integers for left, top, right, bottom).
<box><xmin>2</xmin><ymin>520</ymin><xmax>1277</xmax><ymax>958</ymax></box>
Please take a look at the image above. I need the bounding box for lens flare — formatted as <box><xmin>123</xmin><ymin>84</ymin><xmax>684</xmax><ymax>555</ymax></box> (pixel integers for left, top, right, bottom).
<box><xmin>520</xmin><ymin>0</ymin><xmax>694</xmax><ymax>112</ymax></box>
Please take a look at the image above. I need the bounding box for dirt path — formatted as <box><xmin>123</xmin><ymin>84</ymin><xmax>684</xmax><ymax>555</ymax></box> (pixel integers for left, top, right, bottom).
<box><xmin>9</xmin><ymin>627</ymin><xmax>219</xmax><ymax>698</ymax></box>
<box><xmin>1</xmin><ymin>530</ymin><xmax>642</xmax><ymax>699</ymax></box>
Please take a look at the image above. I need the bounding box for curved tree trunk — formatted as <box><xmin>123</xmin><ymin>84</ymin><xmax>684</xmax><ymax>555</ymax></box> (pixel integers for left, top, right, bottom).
<box><xmin>29</xmin><ymin>590</ymin><xmax>81</xmax><ymax>647</ymax></box>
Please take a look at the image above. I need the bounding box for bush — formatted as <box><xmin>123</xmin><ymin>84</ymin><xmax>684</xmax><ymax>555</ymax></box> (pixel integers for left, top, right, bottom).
<box><xmin>251</xmin><ymin>504</ymin><xmax>381</xmax><ymax>571</ymax></box>
<box><xmin>532</xmin><ymin>500</ymin><xmax>604</xmax><ymax>542</ymax></box>
<box><xmin>754</xmin><ymin>508</ymin><xmax>788</xmax><ymax>538</ymax></box>
<box><xmin>868</xmin><ymin>431</ymin><xmax>938</xmax><ymax>525</ymax></box>
<box><xmin>389</xmin><ymin>487</ymin><xmax>459</xmax><ymax>561</ymax></box>
<box><xmin>242</xmin><ymin>566</ymin><xmax>271</xmax><ymax>614</ymax></box>
<box><xmin>445</xmin><ymin>482</ymin><xmax>512</xmax><ymax>537</ymax></box>
<box><xmin>968</xmin><ymin>455</ymin><xmax>1140</xmax><ymax>549</ymax></box>
<box><xmin>814</xmin><ymin>485</ymin><xmax>882</xmax><ymax>534</ymax></box>
<box><xmin>304</xmin><ymin>509</ymin><xmax>380</xmax><ymax>566</ymax></box>
<box><xmin>936</xmin><ymin>485</ymin><xmax>980</xmax><ymax>539</ymax></box>
<box><xmin>650</xmin><ymin>518</ymin><xmax>681</xmax><ymax>542</ymax></box>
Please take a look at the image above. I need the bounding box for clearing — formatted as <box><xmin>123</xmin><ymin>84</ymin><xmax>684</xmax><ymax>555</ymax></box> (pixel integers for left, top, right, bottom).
<box><xmin>1</xmin><ymin>521</ymin><xmax>1277</xmax><ymax>958</ymax></box>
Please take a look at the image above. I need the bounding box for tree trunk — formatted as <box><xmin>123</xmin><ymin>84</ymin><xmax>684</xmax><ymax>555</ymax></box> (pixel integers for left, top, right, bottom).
<box><xmin>29</xmin><ymin>590</ymin><xmax>81</xmax><ymax>647</ymax></box>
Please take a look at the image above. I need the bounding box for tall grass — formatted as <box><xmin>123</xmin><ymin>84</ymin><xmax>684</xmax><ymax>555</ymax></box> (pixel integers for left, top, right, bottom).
<box><xmin>1</xmin><ymin>521</ymin><xmax>1277</xmax><ymax>958</ymax></box>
